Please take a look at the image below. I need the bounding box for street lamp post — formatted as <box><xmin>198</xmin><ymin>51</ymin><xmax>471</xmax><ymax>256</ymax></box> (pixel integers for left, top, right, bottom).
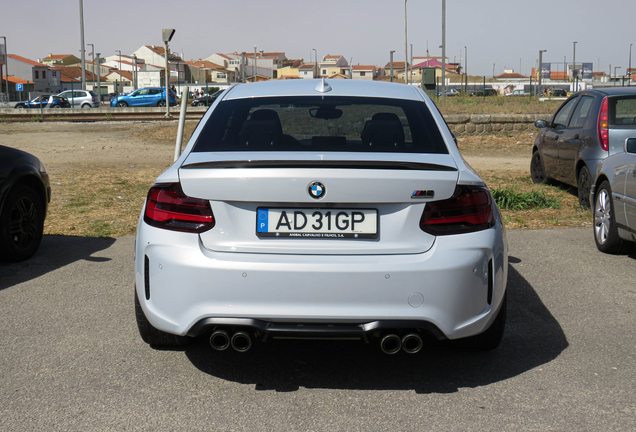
<box><xmin>95</xmin><ymin>53</ymin><xmax>101</xmax><ymax>105</ymax></box>
<box><xmin>79</xmin><ymin>0</ymin><xmax>86</xmax><ymax>90</ymax></box>
<box><xmin>441</xmin><ymin>0</ymin><xmax>446</xmax><ymax>97</ymax></box>
<box><xmin>1</xmin><ymin>36</ymin><xmax>8</xmax><ymax>102</ymax></box>
<box><xmin>629</xmin><ymin>43</ymin><xmax>633</xmax><ymax>86</ymax></box>
<box><xmin>538</xmin><ymin>50</ymin><xmax>547</xmax><ymax>97</ymax></box>
<box><xmin>390</xmin><ymin>50</ymin><xmax>395</xmax><ymax>82</ymax></box>
<box><xmin>404</xmin><ymin>0</ymin><xmax>408</xmax><ymax>84</ymax></box>
<box><xmin>162</xmin><ymin>29</ymin><xmax>176</xmax><ymax>118</ymax></box>
<box><xmin>312</xmin><ymin>48</ymin><xmax>317</xmax><ymax>78</ymax></box>
<box><xmin>88</xmin><ymin>43</ymin><xmax>94</xmax><ymax>91</ymax></box>
<box><xmin>464</xmin><ymin>46</ymin><xmax>467</xmax><ymax>94</ymax></box>
<box><xmin>116</xmin><ymin>50</ymin><xmax>122</xmax><ymax>95</ymax></box>
<box><xmin>573</xmin><ymin>41</ymin><xmax>578</xmax><ymax>91</ymax></box>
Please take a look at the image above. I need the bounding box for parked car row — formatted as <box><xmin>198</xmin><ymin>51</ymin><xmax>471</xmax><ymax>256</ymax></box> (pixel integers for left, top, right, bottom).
<box><xmin>530</xmin><ymin>87</ymin><xmax>636</xmax><ymax>253</ymax></box>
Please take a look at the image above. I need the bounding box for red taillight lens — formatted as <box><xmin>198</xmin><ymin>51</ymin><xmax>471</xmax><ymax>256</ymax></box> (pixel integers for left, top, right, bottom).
<box><xmin>598</xmin><ymin>97</ymin><xmax>609</xmax><ymax>151</ymax></box>
<box><xmin>420</xmin><ymin>185</ymin><xmax>495</xmax><ymax>235</ymax></box>
<box><xmin>144</xmin><ymin>183</ymin><xmax>215</xmax><ymax>233</ymax></box>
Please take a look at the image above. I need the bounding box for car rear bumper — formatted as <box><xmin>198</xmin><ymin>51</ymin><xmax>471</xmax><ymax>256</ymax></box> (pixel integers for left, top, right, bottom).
<box><xmin>135</xmin><ymin>220</ymin><xmax>508</xmax><ymax>341</ymax></box>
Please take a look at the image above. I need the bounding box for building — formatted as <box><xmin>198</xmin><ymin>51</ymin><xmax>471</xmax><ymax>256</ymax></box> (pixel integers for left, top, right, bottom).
<box><xmin>6</xmin><ymin>54</ymin><xmax>59</xmax><ymax>95</ymax></box>
<box><xmin>41</xmin><ymin>54</ymin><xmax>80</xmax><ymax>66</ymax></box>
<box><xmin>318</xmin><ymin>55</ymin><xmax>349</xmax><ymax>77</ymax></box>
<box><xmin>352</xmin><ymin>65</ymin><xmax>375</xmax><ymax>81</ymax></box>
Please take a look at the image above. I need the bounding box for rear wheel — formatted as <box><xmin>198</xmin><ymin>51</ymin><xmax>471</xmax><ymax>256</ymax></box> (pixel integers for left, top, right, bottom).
<box><xmin>530</xmin><ymin>151</ymin><xmax>548</xmax><ymax>184</ymax></box>
<box><xmin>594</xmin><ymin>180</ymin><xmax>630</xmax><ymax>253</ymax></box>
<box><xmin>134</xmin><ymin>288</ymin><xmax>192</xmax><ymax>347</ymax></box>
<box><xmin>0</xmin><ymin>185</ymin><xmax>45</xmax><ymax>262</ymax></box>
<box><xmin>81</xmin><ymin>103</ymin><xmax>91</xmax><ymax>109</ymax></box>
<box><xmin>157</xmin><ymin>100</ymin><xmax>166</xmax><ymax>107</ymax></box>
<box><xmin>577</xmin><ymin>166</ymin><xmax>592</xmax><ymax>209</ymax></box>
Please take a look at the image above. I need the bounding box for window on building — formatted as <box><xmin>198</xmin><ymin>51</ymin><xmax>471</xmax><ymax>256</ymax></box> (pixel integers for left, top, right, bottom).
<box><xmin>322</xmin><ymin>69</ymin><xmax>327</xmax><ymax>75</ymax></box>
<box><xmin>217</xmin><ymin>73</ymin><xmax>227</xmax><ymax>79</ymax></box>
<box><xmin>42</xmin><ymin>71</ymin><xmax>46</xmax><ymax>79</ymax></box>
<box><xmin>34</xmin><ymin>71</ymin><xmax>39</xmax><ymax>79</ymax></box>
<box><xmin>360</xmin><ymin>72</ymin><xmax>366</xmax><ymax>77</ymax></box>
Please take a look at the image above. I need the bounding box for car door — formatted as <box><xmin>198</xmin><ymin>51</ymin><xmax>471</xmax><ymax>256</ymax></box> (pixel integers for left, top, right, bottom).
<box><xmin>541</xmin><ymin>96</ymin><xmax>579</xmax><ymax>179</ymax></box>
<box><xmin>558</xmin><ymin>95</ymin><xmax>595</xmax><ymax>183</ymax></box>
<box><xmin>624</xmin><ymin>138</ymin><xmax>636</xmax><ymax>228</ymax></box>
<box><xmin>128</xmin><ymin>89</ymin><xmax>146</xmax><ymax>106</ymax></box>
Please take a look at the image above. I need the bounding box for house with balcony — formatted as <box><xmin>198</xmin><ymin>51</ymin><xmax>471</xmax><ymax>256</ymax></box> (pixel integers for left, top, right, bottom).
<box><xmin>318</xmin><ymin>55</ymin><xmax>349</xmax><ymax>77</ymax></box>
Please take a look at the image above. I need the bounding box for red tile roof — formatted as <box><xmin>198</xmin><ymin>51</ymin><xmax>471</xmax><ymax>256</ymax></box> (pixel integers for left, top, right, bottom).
<box><xmin>44</xmin><ymin>54</ymin><xmax>74</xmax><ymax>60</ymax></box>
<box><xmin>353</xmin><ymin>65</ymin><xmax>375</xmax><ymax>71</ymax></box>
<box><xmin>6</xmin><ymin>76</ymin><xmax>34</xmax><ymax>85</ymax></box>
<box><xmin>7</xmin><ymin>54</ymin><xmax>46</xmax><ymax>67</ymax></box>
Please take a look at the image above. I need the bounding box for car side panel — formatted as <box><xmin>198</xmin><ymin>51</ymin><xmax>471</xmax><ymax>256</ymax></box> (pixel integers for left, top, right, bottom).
<box><xmin>624</xmin><ymin>152</ymin><xmax>636</xmax><ymax>229</ymax></box>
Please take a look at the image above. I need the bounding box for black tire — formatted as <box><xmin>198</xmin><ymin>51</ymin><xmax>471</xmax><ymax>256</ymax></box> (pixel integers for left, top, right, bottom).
<box><xmin>593</xmin><ymin>180</ymin><xmax>630</xmax><ymax>253</ymax></box>
<box><xmin>577</xmin><ymin>165</ymin><xmax>592</xmax><ymax>209</ymax></box>
<box><xmin>157</xmin><ymin>100</ymin><xmax>166</xmax><ymax>107</ymax></box>
<box><xmin>16</xmin><ymin>105</ymin><xmax>25</xmax><ymax>109</ymax></box>
<box><xmin>81</xmin><ymin>104</ymin><xmax>91</xmax><ymax>109</ymax></box>
<box><xmin>456</xmin><ymin>292</ymin><xmax>507</xmax><ymax>351</ymax></box>
<box><xmin>0</xmin><ymin>185</ymin><xmax>45</xmax><ymax>262</ymax></box>
<box><xmin>134</xmin><ymin>288</ymin><xmax>192</xmax><ymax>347</ymax></box>
<box><xmin>530</xmin><ymin>151</ymin><xmax>548</xmax><ymax>184</ymax></box>
<box><xmin>116</xmin><ymin>101</ymin><xmax>128</xmax><ymax>107</ymax></box>
<box><xmin>52</xmin><ymin>105</ymin><xmax>61</xmax><ymax>109</ymax></box>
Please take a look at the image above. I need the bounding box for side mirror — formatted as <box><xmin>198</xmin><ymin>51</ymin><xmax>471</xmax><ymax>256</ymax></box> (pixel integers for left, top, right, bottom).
<box><xmin>626</xmin><ymin>138</ymin><xmax>636</xmax><ymax>154</ymax></box>
<box><xmin>534</xmin><ymin>119</ymin><xmax>548</xmax><ymax>129</ymax></box>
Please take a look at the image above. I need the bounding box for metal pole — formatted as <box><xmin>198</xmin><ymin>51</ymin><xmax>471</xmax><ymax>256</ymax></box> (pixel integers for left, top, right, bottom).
<box><xmin>573</xmin><ymin>41</ymin><xmax>577</xmax><ymax>91</ymax></box>
<box><xmin>164</xmin><ymin>41</ymin><xmax>171</xmax><ymax>117</ymax></box>
<box><xmin>174</xmin><ymin>85</ymin><xmax>189</xmax><ymax>161</ymax></box>
<box><xmin>404</xmin><ymin>0</ymin><xmax>408</xmax><ymax>84</ymax></box>
<box><xmin>312</xmin><ymin>48</ymin><xmax>317</xmax><ymax>78</ymax></box>
<box><xmin>254</xmin><ymin>46</ymin><xmax>257</xmax><ymax>82</ymax></box>
<box><xmin>79</xmin><ymin>0</ymin><xmax>86</xmax><ymax>90</ymax></box>
<box><xmin>1</xmin><ymin>36</ymin><xmax>9</xmax><ymax>102</ymax></box>
<box><xmin>441</xmin><ymin>0</ymin><xmax>446</xmax><ymax>98</ymax></box>
<box><xmin>629</xmin><ymin>43</ymin><xmax>633</xmax><ymax>86</ymax></box>
<box><xmin>464</xmin><ymin>46</ymin><xmax>467</xmax><ymax>94</ymax></box>
<box><xmin>539</xmin><ymin>50</ymin><xmax>546</xmax><ymax>97</ymax></box>
<box><xmin>241</xmin><ymin>52</ymin><xmax>246</xmax><ymax>83</ymax></box>
<box><xmin>132</xmin><ymin>54</ymin><xmax>137</xmax><ymax>90</ymax></box>
<box><xmin>88</xmin><ymin>44</ymin><xmax>94</xmax><ymax>90</ymax></box>
<box><xmin>390</xmin><ymin>50</ymin><xmax>395</xmax><ymax>82</ymax></box>
<box><xmin>96</xmin><ymin>53</ymin><xmax>101</xmax><ymax>105</ymax></box>
<box><xmin>116</xmin><ymin>50</ymin><xmax>122</xmax><ymax>96</ymax></box>
<box><xmin>410</xmin><ymin>44</ymin><xmax>413</xmax><ymax>85</ymax></box>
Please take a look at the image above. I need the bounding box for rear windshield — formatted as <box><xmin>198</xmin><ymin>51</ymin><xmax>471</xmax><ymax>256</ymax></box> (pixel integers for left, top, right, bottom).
<box><xmin>192</xmin><ymin>96</ymin><xmax>448</xmax><ymax>154</ymax></box>
<box><xmin>610</xmin><ymin>96</ymin><xmax>636</xmax><ymax>126</ymax></box>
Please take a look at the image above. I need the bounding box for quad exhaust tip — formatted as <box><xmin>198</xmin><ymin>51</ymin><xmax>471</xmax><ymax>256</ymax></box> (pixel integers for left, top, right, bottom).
<box><xmin>380</xmin><ymin>334</ymin><xmax>402</xmax><ymax>355</ymax></box>
<box><xmin>401</xmin><ymin>333</ymin><xmax>423</xmax><ymax>354</ymax></box>
<box><xmin>231</xmin><ymin>331</ymin><xmax>252</xmax><ymax>352</ymax></box>
<box><xmin>210</xmin><ymin>329</ymin><xmax>230</xmax><ymax>351</ymax></box>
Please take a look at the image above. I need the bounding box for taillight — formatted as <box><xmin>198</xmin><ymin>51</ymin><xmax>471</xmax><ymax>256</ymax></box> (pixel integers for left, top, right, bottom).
<box><xmin>598</xmin><ymin>97</ymin><xmax>609</xmax><ymax>151</ymax></box>
<box><xmin>144</xmin><ymin>183</ymin><xmax>215</xmax><ymax>233</ymax></box>
<box><xmin>420</xmin><ymin>185</ymin><xmax>495</xmax><ymax>235</ymax></box>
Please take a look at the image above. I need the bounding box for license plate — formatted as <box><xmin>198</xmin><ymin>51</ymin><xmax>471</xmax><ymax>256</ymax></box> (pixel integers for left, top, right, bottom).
<box><xmin>256</xmin><ymin>208</ymin><xmax>378</xmax><ymax>239</ymax></box>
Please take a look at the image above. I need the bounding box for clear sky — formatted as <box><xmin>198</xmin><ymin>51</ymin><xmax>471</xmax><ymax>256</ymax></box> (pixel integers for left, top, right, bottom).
<box><xmin>2</xmin><ymin>0</ymin><xmax>635</xmax><ymax>77</ymax></box>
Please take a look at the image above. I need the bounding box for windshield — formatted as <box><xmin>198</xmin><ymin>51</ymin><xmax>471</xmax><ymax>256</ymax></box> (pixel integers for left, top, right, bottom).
<box><xmin>192</xmin><ymin>96</ymin><xmax>448</xmax><ymax>154</ymax></box>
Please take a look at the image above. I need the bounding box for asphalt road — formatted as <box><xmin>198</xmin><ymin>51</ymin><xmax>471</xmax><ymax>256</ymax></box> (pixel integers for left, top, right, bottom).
<box><xmin>1</xmin><ymin>228</ymin><xmax>635</xmax><ymax>431</ymax></box>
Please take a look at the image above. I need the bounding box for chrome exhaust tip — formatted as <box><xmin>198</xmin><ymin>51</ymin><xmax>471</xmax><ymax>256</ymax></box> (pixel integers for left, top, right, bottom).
<box><xmin>231</xmin><ymin>331</ymin><xmax>252</xmax><ymax>352</ymax></box>
<box><xmin>209</xmin><ymin>329</ymin><xmax>230</xmax><ymax>351</ymax></box>
<box><xmin>401</xmin><ymin>333</ymin><xmax>423</xmax><ymax>354</ymax></box>
<box><xmin>380</xmin><ymin>334</ymin><xmax>402</xmax><ymax>355</ymax></box>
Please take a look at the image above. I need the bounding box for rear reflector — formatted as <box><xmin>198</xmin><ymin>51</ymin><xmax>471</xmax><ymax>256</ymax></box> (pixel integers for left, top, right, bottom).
<box><xmin>144</xmin><ymin>183</ymin><xmax>215</xmax><ymax>233</ymax></box>
<box><xmin>420</xmin><ymin>185</ymin><xmax>495</xmax><ymax>235</ymax></box>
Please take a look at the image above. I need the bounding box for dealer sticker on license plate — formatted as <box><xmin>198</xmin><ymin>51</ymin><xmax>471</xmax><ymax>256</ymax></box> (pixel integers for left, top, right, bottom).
<box><xmin>256</xmin><ymin>208</ymin><xmax>378</xmax><ymax>239</ymax></box>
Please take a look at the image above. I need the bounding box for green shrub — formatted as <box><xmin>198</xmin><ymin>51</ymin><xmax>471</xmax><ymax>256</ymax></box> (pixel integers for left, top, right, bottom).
<box><xmin>491</xmin><ymin>187</ymin><xmax>559</xmax><ymax>210</ymax></box>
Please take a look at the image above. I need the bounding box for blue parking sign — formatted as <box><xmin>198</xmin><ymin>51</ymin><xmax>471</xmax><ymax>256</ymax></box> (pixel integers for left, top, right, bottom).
<box><xmin>16</xmin><ymin>83</ymin><xmax>23</xmax><ymax>91</ymax></box>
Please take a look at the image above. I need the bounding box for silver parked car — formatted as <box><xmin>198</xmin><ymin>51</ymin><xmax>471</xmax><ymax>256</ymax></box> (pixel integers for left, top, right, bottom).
<box><xmin>134</xmin><ymin>79</ymin><xmax>508</xmax><ymax>354</ymax></box>
<box><xmin>56</xmin><ymin>90</ymin><xmax>100</xmax><ymax>108</ymax></box>
<box><xmin>591</xmin><ymin>136</ymin><xmax>636</xmax><ymax>253</ymax></box>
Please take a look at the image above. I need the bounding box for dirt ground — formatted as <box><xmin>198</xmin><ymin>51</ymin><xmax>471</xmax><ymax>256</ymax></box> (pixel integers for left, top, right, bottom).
<box><xmin>2</xmin><ymin>121</ymin><xmax>585</xmax><ymax>236</ymax></box>
<box><xmin>0</xmin><ymin>121</ymin><xmax>530</xmax><ymax>174</ymax></box>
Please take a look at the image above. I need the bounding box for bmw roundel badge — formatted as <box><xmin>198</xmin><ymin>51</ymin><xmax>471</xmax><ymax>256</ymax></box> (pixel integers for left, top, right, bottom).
<box><xmin>308</xmin><ymin>181</ymin><xmax>326</xmax><ymax>199</ymax></box>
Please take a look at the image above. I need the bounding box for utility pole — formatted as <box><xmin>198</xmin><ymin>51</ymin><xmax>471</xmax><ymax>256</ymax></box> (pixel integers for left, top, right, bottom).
<box><xmin>79</xmin><ymin>0</ymin><xmax>86</xmax><ymax>90</ymax></box>
<box><xmin>390</xmin><ymin>50</ymin><xmax>395</xmax><ymax>82</ymax></box>
<box><xmin>116</xmin><ymin>50</ymin><xmax>122</xmax><ymax>95</ymax></box>
<box><xmin>573</xmin><ymin>41</ymin><xmax>578</xmax><ymax>91</ymax></box>
<box><xmin>88</xmin><ymin>43</ymin><xmax>94</xmax><ymax>90</ymax></box>
<box><xmin>404</xmin><ymin>0</ymin><xmax>408</xmax><ymax>84</ymax></box>
<box><xmin>539</xmin><ymin>50</ymin><xmax>547</xmax><ymax>97</ymax></box>
<box><xmin>95</xmin><ymin>53</ymin><xmax>101</xmax><ymax>105</ymax></box>
<box><xmin>441</xmin><ymin>0</ymin><xmax>446</xmax><ymax>97</ymax></box>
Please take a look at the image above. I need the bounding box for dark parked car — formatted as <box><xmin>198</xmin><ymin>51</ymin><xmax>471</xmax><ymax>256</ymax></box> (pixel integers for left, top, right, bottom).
<box><xmin>531</xmin><ymin>88</ymin><xmax>636</xmax><ymax>208</ymax></box>
<box><xmin>0</xmin><ymin>146</ymin><xmax>51</xmax><ymax>261</ymax></box>
<box><xmin>551</xmin><ymin>88</ymin><xmax>568</xmax><ymax>97</ymax></box>
<box><xmin>14</xmin><ymin>95</ymin><xmax>70</xmax><ymax>109</ymax></box>
<box><xmin>191</xmin><ymin>90</ymin><xmax>224</xmax><ymax>107</ymax></box>
<box><xmin>591</xmin><ymin>138</ymin><xmax>636</xmax><ymax>253</ymax></box>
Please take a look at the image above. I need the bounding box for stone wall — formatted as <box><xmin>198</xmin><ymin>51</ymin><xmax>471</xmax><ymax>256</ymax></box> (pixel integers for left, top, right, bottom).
<box><xmin>445</xmin><ymin>114</ymin><xmax>551</xmax><ymax>135</ymax></box>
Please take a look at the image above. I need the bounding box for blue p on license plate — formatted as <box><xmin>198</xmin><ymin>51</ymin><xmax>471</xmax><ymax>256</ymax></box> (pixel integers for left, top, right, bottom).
<box><xmin>256</xmin><ymin>208</ymin><xmax>378</xmax><ymax>239</ymax></box>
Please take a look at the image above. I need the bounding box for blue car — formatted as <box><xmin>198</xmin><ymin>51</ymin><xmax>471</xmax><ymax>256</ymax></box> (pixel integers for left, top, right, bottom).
<box><xmin>110</xmin><ymin>87</ymin><xmax>177</xmax><ymax>108</ymax></box>
<box><xmin>14</xmin><ymin>95</ymin><xmax>70</xmax><ymax>109</ymax></box>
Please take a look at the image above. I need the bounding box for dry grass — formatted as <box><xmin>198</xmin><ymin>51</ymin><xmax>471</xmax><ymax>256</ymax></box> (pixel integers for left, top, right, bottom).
<box><xmin>436</xmin><ymin>96</ymin><xmax>564</xmax><ymax>115</ymax></box>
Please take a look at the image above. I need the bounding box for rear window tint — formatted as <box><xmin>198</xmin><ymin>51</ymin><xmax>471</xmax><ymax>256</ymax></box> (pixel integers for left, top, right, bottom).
<box><xmin>192</xmin><ymin>96</ymin><xmax>448</xmax><ymax>154</ymax></box>
<box><xmin>610</xmin><ymin>96</ymin><xmax>636</xmax><ymax>126</ymax></box>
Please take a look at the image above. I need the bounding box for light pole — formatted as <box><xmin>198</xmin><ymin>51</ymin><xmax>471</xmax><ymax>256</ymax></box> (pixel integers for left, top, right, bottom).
<box><xmin>79</xmin><ymin>0</ymin><xmax>86</xmax><ymax>90</ymax></box>
<box><xmin>441</xmin><ymin>0</ymin><xmax>446</xmax><ymax>97</ymax></box>
<box><xmin>88</xmin><ymin>43</ymin><xmax>94</xmax><ymax>90</ymax></box>
<box><xmin>538</xmin><ymin>50</ymin><xmax>547</xmax><ymax>96</ymax></box>
<box><xmin>253</xmin><ymin>46</ymin><xmax>257</xmax><ymax>82</ymax></box>
<box><xmin>410</xmin><ymin>43</ymin><xmax>413</xmax><ymax>85</ymax></box>
<box><xmin>464</xmin><ymin>46</ymin><xmax>467</xmax><ymax>94</ymax></box>
<box><xmin>95</xmin><ymin>53</ymin><xmax>101</xmax><ymax>105</ymax></box>
<box><xmin>132</xmin><ymin>54</ymin><xmax>138</xmax><ymax>90</ymax></box>
<box><xmin>312</xmin><ymin>48</ymin><xmax>317</xmax><ymax>78</ymax></box>
<box><xmin>116</xmin><ymin>50</ymin><xmax>122</xmax><ymax>95</ymax></box>
<box><xmin>629</xmin><ymin>43</ymin><xmax>633</xmax><ymax>86</ymax></box>
<box><xmin>572</xmin><ymin>41</ymin><xmax>578</xmax><ymax>91</ymax></box>
<box><xmin>162</xmin><ymin>29</ymin><xmax>175</xmax><ymax>118</ymax></box>
<box><xmin>1</xmin><ymin>36</ymin><xmax>8</xmax><ymax>102</ymax></box>
<box><xmin>390</xmin><ymin>50</ymin><xmax>395</xmax><ymax>82</ymax></box>
<box><xmin>404</xmin><ymin>0</ymin><xmax>408</xmax><ymax>84</ymax></box>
